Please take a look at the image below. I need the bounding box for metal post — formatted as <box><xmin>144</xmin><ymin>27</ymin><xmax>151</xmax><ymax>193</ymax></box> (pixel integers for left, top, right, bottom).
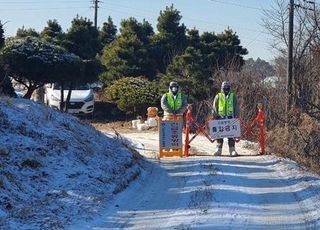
<box><xmin>184</xmin><ymin>107</ymin><xmax>192</xmax><ymax>157</ymax></box>
<box><xmin>257</xmin><ymin>104</ymin><xmax>265</xmax><ymax>155</ymax></box>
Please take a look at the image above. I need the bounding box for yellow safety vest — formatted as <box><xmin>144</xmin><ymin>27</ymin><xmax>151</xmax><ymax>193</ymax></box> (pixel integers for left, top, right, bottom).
<box><xmin>166</xmin><ymin>92</ymin><xmax>183</xmax><ymax>111</ymax></box>
<box><xmin>217</xmin><ymin>92</ymin><xmax>235</xmax><ymax>117</ymax></box>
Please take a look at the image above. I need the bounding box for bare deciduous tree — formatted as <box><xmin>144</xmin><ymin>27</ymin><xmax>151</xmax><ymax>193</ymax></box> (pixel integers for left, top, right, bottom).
<box><xmin>262</xmin><ymin>0</ymin><xmax>320</xmax><ymax>119</ymax></box>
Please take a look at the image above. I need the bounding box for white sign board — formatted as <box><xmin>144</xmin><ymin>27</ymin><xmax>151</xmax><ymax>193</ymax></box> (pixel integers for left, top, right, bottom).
<box><xmin>208</xmin><ymin>118</ymin><xmax>241</xmax><ymax>139</ymax></box>
<box><xmin>159</xmin><ymin>120</ymin><xmax>183</xmax><ymax>149</ymax></box>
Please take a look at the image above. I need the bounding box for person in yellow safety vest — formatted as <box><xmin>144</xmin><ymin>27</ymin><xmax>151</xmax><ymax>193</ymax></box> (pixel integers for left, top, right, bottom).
<box><xmin>212</xmin><ymin>81</ymin><xmax>240</xmax><ymax>156</ymax></box>
<box><xmin>161</xmin><ymin>81</ymin><xmax>188</xmax><ymax>119</ymax></box>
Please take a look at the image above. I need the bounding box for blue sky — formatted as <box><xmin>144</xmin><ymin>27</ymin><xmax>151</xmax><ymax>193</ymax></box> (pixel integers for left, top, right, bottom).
<box><xmin>0</xmin><ymin>0</ymin><xmax>275</xmax><ymax>61</ymax></box>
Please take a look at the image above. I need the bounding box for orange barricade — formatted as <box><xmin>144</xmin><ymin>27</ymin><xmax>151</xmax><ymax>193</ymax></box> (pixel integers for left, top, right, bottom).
<box><xmin>184</xmin><ymin>108</ymin><xmax>215</xmax><ymax>157</ymax></box>
<box><xmin>184</xmin><ymin>103</ymin><xmax>266</xmax><ymax>156</ymax></box>
<box><xmin>159</xmin><ymin>115</ymin><xmax>184</xmax><ymax>158</ymax></box>
<box><xmin>238</xmin><ymin>103</ymin><xmax>266</xmax><ymax>154</ymax></box>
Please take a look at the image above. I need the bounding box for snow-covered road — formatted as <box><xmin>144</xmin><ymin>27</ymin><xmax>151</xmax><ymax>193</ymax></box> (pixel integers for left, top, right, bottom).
<box><xmin>74</xmin><ymin>131</ymin><xmax>320</xmax><ymax>230</ymax></box>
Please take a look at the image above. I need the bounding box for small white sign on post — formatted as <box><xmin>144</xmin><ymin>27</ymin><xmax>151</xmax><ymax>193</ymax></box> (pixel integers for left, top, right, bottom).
<box><xmin>208</xmin><ymin>118</ymin><xmax>241</xmax><ymax>139</ymax></box>
<box><xmin>159</xmin><ymin>120</ymin><xmax>183</xmax><ymax>149</ymax></box>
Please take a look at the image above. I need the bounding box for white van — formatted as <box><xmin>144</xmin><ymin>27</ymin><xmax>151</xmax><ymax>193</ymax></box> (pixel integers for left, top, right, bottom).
<box><xmin>44</xmin><ymin>83</ymin><xmax>94</xmax><ymax>115</ymax></box>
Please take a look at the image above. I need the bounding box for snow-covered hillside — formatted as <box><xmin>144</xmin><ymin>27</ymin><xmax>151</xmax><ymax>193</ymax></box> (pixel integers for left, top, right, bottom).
<box><xmin>0</xmin><ymin>97</ymin><xmax>143</xmax><ymax>229</ymax></box>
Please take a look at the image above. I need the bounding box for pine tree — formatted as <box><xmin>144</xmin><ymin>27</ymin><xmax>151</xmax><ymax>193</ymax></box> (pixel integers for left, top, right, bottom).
<box><xmin>41</xmin><ymin>19</ymin><xmax>64</xmax><ymax>45</ymax></box>
<box><xmin>100</xmin><ymin>17</ymin><xmax>155</xmax><ymax>84</ymax></box>
<box><xmin>64</xmin><ymin>16</ymin><xmax>100</xmax><ymax>59</ymax></box>
<box><xmin>151</xmin><ymin>5</ymin><xmax>187</xmax><ymax>73</ymax></box>
<box><xmin>16</xmin><ymin>26</ymin><xmax>40</xmax><ymax>38</ymax></box>
<box><xmin>0</xmin><ymin>21</ymin><xmax>16</xmax><ymax>97</ymax></box>
<box><xmin>100</xmin><ymin>16</ymin><xmax>117</xmax><ymax>48</ymax></box>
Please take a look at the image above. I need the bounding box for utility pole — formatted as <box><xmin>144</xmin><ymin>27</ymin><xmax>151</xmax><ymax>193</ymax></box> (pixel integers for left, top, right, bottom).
<box><xmin>92</xmin><ymin>0</ymin><xmax>100</xmax><ymax>29</ymax></box>
<box><xmin>286</xmin><ymin>0</ymin><xmax>315</xmax><ymax>114</ymax></box>
<box><xmin>287</xmin><ymin>0</ymin><xmax>294</xmax><ymax>113</ymax></box>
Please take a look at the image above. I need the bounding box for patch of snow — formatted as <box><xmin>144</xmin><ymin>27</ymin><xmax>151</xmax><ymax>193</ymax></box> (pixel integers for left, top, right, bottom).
<box><xmin>0</xmin><ymin>96</ymin><xmax>144</xmax><ymax>229</ymax></box>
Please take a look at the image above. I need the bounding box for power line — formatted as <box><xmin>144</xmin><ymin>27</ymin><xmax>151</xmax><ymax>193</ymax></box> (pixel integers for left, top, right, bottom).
<box><xmin>209</xmin><ymin>0</ymin><xmax>266</xmax><ymax>11</ymax></box>
<box><xmin>0</xmin><ymin>0</ymin><xmax>84</xmax><ymax>3</ymax></box>
<box><xmin>107</xmin><ymin>2</ymin><xmax>165</xmax><ymax>15</ymax></box>
<box><xmin>244</xmin><ymin>32</ymin><xmax>264</xmax><ymax>47</ymax></box>
<box><xmin>0</xmin><ymin>6</ymin><xmax>89</xmax><ymax>11</ymax></box>
<box><xmin>100</xmin><ymin>6</ymin><xmax>157</xmax><ymax>22</ymax></box>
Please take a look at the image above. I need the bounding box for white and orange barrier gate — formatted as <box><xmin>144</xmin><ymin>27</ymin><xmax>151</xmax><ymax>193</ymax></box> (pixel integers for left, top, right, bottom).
<box><xmin>159</xmin><ymin>104</ymin><xmax>266</xmax><ymax>158</ymax></box>
<box><xmin>159</xmin><ymin>115</ymin><xmax>184</xmax><ymax>158</ymax></box>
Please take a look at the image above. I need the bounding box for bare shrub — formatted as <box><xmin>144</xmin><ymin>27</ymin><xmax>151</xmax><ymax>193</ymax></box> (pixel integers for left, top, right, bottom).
<box><xmin>267</xmin><ymin>109</ymin><xmax>320</xmax><ymax>172</ymax></box>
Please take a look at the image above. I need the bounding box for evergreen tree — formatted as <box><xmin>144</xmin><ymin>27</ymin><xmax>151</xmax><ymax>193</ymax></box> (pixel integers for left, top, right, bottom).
<box><xmin>63</xmin><ymin>16</ymin><xmax>103</xmax><ymax>85</ymax></box>
<box><xmin>162</xmin><ymin>29</ymin><xmax>248</xmax><ymax>102</ymax></box>
<box><xmin>187</xmin><ymin>28</ymin><xmax>200</xmax><ymax>49</ymax></box>
<box><xmin>0</xmin><ymin>22</ymin><xmax>4</xmax><ymax>48</ymax></box>
<box><xmin>152</xmin><ymin>5</ymin><xmax>187</xmax><ymax>73</ymax></box>
<box><xmin>64</xmin><ymin>16</ymin><xmax>100</xmax><ymax>59</ymax></box>
<box><xmin>0</xmin><ymin>21</ymin><xmax>16</xmax><ymax>97</ymax></box>
<box><xmin>106</xmin><ymin>77</ymin><xmax>159</xmax><ymax>115</ymax></box>
<box><xmin>100</xmin><ymin>17</ymin><xmax>155</xmax><ymax>84</ymax></box>
<box><xmin>215</xmin><ymin>29</ymin><xmax>248</xmax><ymax>71</ymax></box>
<box><xmin>0</xmin><ymin>37</ymin><xmax>83</xmax><ymax>99</ymax></box>
<box><xmin>161</xmin><ymin>47</ymin><xmax>212</xmax><ymax>102</ymax></box>
<box><xmin>16</xmin><ymin>26</ymin><xmax>40</xmax><ymax>38</ymax></box>
<box><xmin>100</xmin><ymin>16</ymin><xmax>117</xmax><ymax>48</ymax></box>
<box><xmin>41</xmin><ymin>19</ymin><xmax>64</xmax><ymax>45</ymax></box>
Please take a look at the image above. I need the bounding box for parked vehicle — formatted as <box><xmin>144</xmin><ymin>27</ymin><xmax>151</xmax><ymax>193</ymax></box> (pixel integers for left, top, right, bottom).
<box><xmin>44</xmin><ymin>83</ymin><xmax>94</xmax><ymax>115</ymax></box>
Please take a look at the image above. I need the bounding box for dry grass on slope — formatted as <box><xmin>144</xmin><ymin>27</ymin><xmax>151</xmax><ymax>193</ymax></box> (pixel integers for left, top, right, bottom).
<box><xmin>267</xmin><ymin>110</ymin><xmax>320</xmax><ymax>173</ymax></box>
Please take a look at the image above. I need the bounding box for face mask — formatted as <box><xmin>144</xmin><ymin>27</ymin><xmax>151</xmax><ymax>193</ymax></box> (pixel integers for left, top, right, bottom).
<box><xmin>223</xmin><ymin>87</ymin><xmax>230</xmax><ymax>95</ymax></box>
<box><xmin>171</xmin><ymin>86</ymin><xmax>178</xmax><ymax>94</ymax></box>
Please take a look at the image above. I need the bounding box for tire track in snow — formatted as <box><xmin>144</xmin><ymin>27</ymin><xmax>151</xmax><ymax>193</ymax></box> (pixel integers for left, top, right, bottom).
<box><xmin>77</xmin><ymin>131</ymin><xmax>320</xmax><ymax>229</ymax></box>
